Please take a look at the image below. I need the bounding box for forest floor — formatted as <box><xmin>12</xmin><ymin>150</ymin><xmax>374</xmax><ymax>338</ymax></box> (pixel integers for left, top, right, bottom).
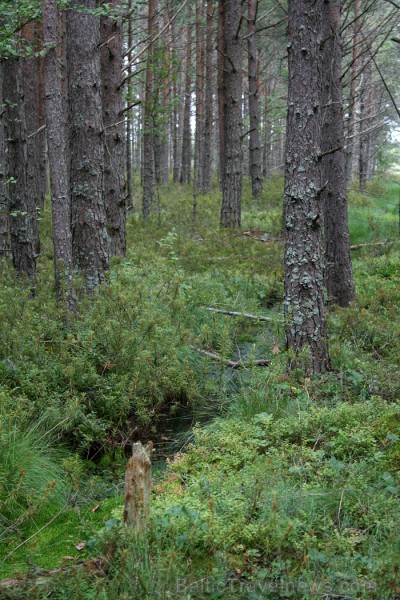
<box><xmin>0</xmin><ymin>175</ymin><xmax>399</xmax><ymax>598</ymax></box>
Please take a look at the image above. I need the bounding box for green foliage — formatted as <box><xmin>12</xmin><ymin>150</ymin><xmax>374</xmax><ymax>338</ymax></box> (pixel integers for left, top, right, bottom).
<box><xmin>1</xmin><ymin>177</ymin><xmax>400</xmax><ymax>597</ymax></box>
<box><xmin>0</xmin><ymin>418</ymin><xmax>69</xmax><ymax>559</ymax></box>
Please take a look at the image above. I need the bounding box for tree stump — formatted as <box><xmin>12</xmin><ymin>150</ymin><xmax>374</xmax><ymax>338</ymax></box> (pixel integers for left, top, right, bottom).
<box><xmin>123</xmin><ymin>441</ymin><xmax>153</xmax><ymax>531</ymax></box>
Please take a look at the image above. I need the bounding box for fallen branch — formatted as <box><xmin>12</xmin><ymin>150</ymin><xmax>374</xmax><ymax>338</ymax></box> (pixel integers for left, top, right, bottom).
<box><xmin>0</xmin><ymin>558</ymin><xmax>106</xmax><ymax>591</ymax></box>
<box><xmin>350</xmin><ymin>240</ymin><xmax>396</xmax><ymax>250</ymax></box>
<box><xmin>242</xmin><ymin>230</ymin><xmax>283</xmax><ymax>243</ymax></box>
<box><xmin>190</xmin><ymin>346</ymin><xmax>270</xmax><ymax>369</ymax></box>
<box><xmin>204</xmin><ymin>307</ymin><xmax>275</xmax><ymax>321</ymax></box>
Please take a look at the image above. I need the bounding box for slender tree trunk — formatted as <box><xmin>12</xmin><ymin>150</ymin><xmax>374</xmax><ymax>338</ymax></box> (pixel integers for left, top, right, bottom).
<box><xmin>247</xmin><ymin>0</ymin><xmax>262</xmax><ymax>198</ymax></box>
<box><xmin>36</xmin><ymin>22</ymin><xmax>47</xmax><ymax>208</ymax></box>
<box><xmin>202</xmin><ymin>0</ymin><xmax>213</xmax><ymax>192</ymax></box>
<box><xmin>180</xmin><ymin>19</ymin><xmax>193</xmax><ymax>185</ymax></box>
<box><xmin>321</xmin><ymin>0</ymin><xmax>355</xmax><ymax>308</ymax></box>
<box><xmin>126</xmin><ymin>0</ymin><xmax>134</xmax><ymax>210</ymax></box>
<box><xmin>219</xmin><ymin>0</ymin><xmax>244</xmax><ymax>228</ymax></box>
<box><xmin>366</xmin><ymin>82</ymin><xmax>376</xmax><ymax>181</ymax></box>
<box><xmin>100</xmin><ymin>0</ymin><xmax>126</xmax><ymax>256</ymax></box>
<box><xmin>217</xmin><ymin>0</ymin><xmax>226</xmax><ymax>188</ymax></box>
<box><xmin>172</xmin><ymin>30</ymin><xmax>181</xmax><ymax>185</ymax></box>
<box><xmin>262</xmin><ymin>76</ymin><xmax>272</xmax><ymax>180</ymax></box>
<box><xmin>142</xmin><ymin>0</ymin><xmax>156</xmax><ymax>218</ymax></box>
<box><xmin>284</xmin><ymin>0</ymin><xmax>330</xmax><ymax>373</ymax></box>
<box><xmin>21</xmin><ymin>23</ymin><xmax>41</xmax><ymax>258</ymax></box>
<box><xmin>345</xmin><ymin>0</ymin><xmax>360</xmax><ymax>189</ymax></box>
<box><xmin>359</xmin><ymin>62</ymin><xmax>371</xmax><ymax>193</ymax></box>
<box><xmin>0</xmin><ymin>62</ymin><xmax>9</xmax><ymax>257</ymax></box>
<box><xmin>194</xmin><ymin>0</ymin><xmax>204</xmax><ymax>194</ymax></box>
<box><xmin>42</xmin><ymin>0</ymin><xmax>75</xmax><ymax>309</ymax></box>
<box><xmin>3</xmin><ymin>57</ymin><xmax>37</xmax><ymax>281</ymax></box>
<box><xmin>67</xmin><ymin>0</ymin><xmax>109</xmax><ymax>293</ymax></box>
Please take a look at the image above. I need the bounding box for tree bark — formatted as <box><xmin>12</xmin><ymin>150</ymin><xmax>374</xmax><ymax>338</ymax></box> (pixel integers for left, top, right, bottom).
<box><xmin>100</xmin><ymin>0</ymin><xmax>126</xmax><ymax>256</ymax></box>
<box><xmin>180</xmin><ymin>19</ymin><xmax>193</xmax><ymax>185</ymax></box>
<box><xmin>142</xmin><ymin>0</ymin><xmax>156</xmax><ymax>218</ymax></box>
<box><xmin>345</xmin><ymin>0</ymin><xmax>360</xmax><ymax>189</ymax></box>
<box><xmin>247</xmin><ymin>0</ymin><xmax>262</xmax><ymax>198</ymax></box>
<box><xmin>358</xmin><ymin>62</ymin><xmax>373</xmax><ymax>193</ymax></box>
<box><xmin>42</xmin><ymin>0</ymin><xmax>75</xmax><ymax>309</ymax></box>
<box><xmin>124</xmin><ymin>441</ymin><xmax>153</xmax><ymax>532</ymax></box>
<box><xmin>202</xmin><ymin>0</ymin><xmax>213</xmax><ymax>193</ymax></box>
<box><xmin>67</xmin><ymin>0</ymin><xmax>109</xmax><ymax>294</ymax></box>
<box><xmin>21</xmin><ymin>23</ymin><xmax>41</xmax><ymax>258</ymax></box>
<box><xmin>3</xmin><ymin>57</ymin><xmax>37</xmax><ymax>282</ymax></box>
<box><xmin>194</xmin><ymin>0</ymin><xmax>204</xmax><ymax>195</ymax></box>
<box><xmin>284</xmin><ymin>0</ymin><xmax>330</xmax><ymax>373</ymax></box>
<box><xmin>0</xmin><ymin>62</ymin><xmax>9</xmax><ymax>258</ymax></box>
<box><xmin>219</xmin><ymin>0</ymin><xmax>244</xmax><ymax>228</ymax></box>
<box><xmin>321</xmin><ymin>0</ymin><xmax>355</xmax><ymax>308</ymax></box>
<box><xmin>126</xmin><ymin>0</ymin><xmax>134</xmax><ymax>210</ymax></box>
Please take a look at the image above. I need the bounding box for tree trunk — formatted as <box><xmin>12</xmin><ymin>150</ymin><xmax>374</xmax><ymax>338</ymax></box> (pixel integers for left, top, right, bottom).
<box><xmin>67</xmin><ymin>0</ymin><xmax>109</xmax><ymax>294</ymax></box>
<box><xmin>126</xmin><ymin>0</ymin><xmax>134</xmax><ymax>210</ymax></box>
<box><xmin>180</xmin><ymin>19</ymin><xmax>193</xmax><ymax>185</ymax></box>
<box><xmin>124</xmin><ymin>441</ymin><xmax>153</xmax><ymax>532</ymax></box>
<box><xmin>219</xmin><ymin>0</ymin><xmax>244</xmax><ymax>228</ymax></box>
<box><xmin>100</xmin><ymin>0</ymin><xmax>126</xmax><ymax>256</ymax></box>
<box><xmin>3</xmin><ymin>57</ymin><xmax>37</xmax><ymax>282</ymax></box>
<box><xmin>217</xmin><ymin>0</ymin><xmax>225</xmax><ymax>189</ymax></box>
<box><xmin>358</xmin><ymin>62</ymin><xmax>372</xmax><ymax>193</ymax></box>
<box><xmin>42</xmin><ymin>0</ymin><xmax>75</xmax><ymax>309</ymax></box>
<box><xmin>142</xmin><ymin>0</ymin><xmax>156</xmax><ymax>218</ymax></box>
<box><xmin>0</xmin><ymin>62</ymin><xmax>9</xmax><ymax>257</ymax></box>
<box><xmin>345</xmin><ymin>0</ymin><xmax>360</xmax><ymax>189</ymax></box>
<box><xmin>194</xmin><ymin>0</ymin><xmax>204</xmax><ymax>195</ymax></box>
<box><xmin>321</xmin><ymin>0</ymin><xmax>355</xmax><ymax>308</ymax></box>
<box><xmin>202</xmin><ymin>0</ymin><xmax>213</xmax><ymax>193</ymax></box>
<box><xmin>284</xmin><ymin>0</ymin><xmax>330</xmax><ymax>373</ymax></box>
<box><xmin>21</xmin><ymin>23</ymin><xmax>41</xmax><ymax>258</ymax></box>
<box><xmin>247</xmin><ymin>0</ymin><xmax>262</xmax><ymax>198</ymax></box>
<box><xmin>36</xmin><ymin>22</ymin><xmax>48</xmax><ymax>209</ymax></box>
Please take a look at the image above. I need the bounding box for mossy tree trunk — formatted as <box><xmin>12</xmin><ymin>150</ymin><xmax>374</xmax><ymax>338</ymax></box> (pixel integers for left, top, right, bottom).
<box><xmin>219</xmin><ymin>0</ymin><xmax>244</xmax><ymax>228</ymax></box>
<box><xmin>284</xmin><ymin>0</ymin><xmax>331</xmax><ymax>373</ymax></box>
<box><xmin>3</xmin><ymin>56</ymin><xmax>37</xmax><ymax>282</ymax></box>
<box><xmin>42</xmin><ymin>0</ymin><xmax>75</xmax><ymax>309</ymax></box>
<box><xmin>67</xmin><ymin>0</ymin><xmax>109</xmax><ymax>293</ymax></box>
<box><xmin>247</xmin><ymin>0</ymin><xmax>262</xmax><ymax>199</ymax></box>
<box><xmin>0</xmin><ymin>61</ymin><xmax>9</xmax><ymax>258</ymax></box>
<box><xmin>100</xmin><ymin>0</ymin><xmax>127</xmax><ymax>257</ymax></box>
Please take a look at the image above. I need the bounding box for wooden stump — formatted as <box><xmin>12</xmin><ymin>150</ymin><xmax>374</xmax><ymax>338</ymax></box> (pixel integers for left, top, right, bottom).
<box><xmin>123</xmin><ymin>441</ymin><xmax>153</xmax><ymax>531</ymax></box>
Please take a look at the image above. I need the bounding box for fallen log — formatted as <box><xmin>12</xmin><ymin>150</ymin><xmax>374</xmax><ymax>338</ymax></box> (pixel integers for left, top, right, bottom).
<box><xmin>350</xmin><ymin>240</ymin><xmax>396</xmax><ymax>250</ymax></box>
<box><xmin>204</xmin><ymin>307</ymin><xmax>276</xmax><ymax>321</ymax></box>
<box><xmin>190</xmin><ymin>346</ymin><xmax>270</xmax><ymax>369</ymax></box>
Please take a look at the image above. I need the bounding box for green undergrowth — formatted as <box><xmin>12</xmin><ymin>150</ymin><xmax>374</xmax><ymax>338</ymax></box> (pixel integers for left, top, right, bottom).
<box><xmin>1</xmin><ymin>175</ymin><xmax>400</xmax><ymax>595</ymax></box>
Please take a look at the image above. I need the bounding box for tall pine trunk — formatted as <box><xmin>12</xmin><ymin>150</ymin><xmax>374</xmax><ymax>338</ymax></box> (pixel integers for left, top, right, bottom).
<box><xmin>180</xmin><ymin>19</ymin><xmax>193</xmax><ymax>185</ymax></box>
<box><xmin>194</xmin><ymin>0</ymin><xmax>204</xmax><ymax>194</ymax></box>
<box><xmin>67</xmin><ymin>0</ymin><xmax>109</xmax><ymax>293</ymax></box>
<box><xmin>247</xmin><ymin>0</ymin><xmax>262</xmax><ymax>198</ymax></box>
<box><xmin>3</xmin><ymin>57</ymin><xmax>37</xmax><ymax>282</ymax></box>
<box><xmin>202</xmin><ymin>0</ymin><xmax>213</xmax><ymax>193</ymax></box>
<box><xmin>42</xmin><ymin>0</ymin><xmax>75</xmax><ymax>308</ymax></box>
<box><xmin>219</xmin><ymin>0</ymin><xmax>244</xmax><ymax>228</ymax></box>
<box><xmin>321</xmin><ymin>0</ymin><xmax>355</xmax><ymax>308</ymax></box>
<box><xmin>21</xmin><ymin>23</ymin><xmax>41</xmax><ymax>258</ymax></box>
<box><xmin>345</xmin><ymin>0</ymin><xmax>360</xmax><ymax>189</ymax></box>
<box><xmin>142</xmin><ymin>0</ymin><xmax>156</xmax><ymax>218</ymax></box>
<box><xmin>0</xmin><ymin>61</ymin><xmax>9</xmax><ymax>257</ymax></box>
<box><xmin>284</xmin><ymin>0</ymin><xmax>330</xmax><ymax>373</ymax></box>
<box><xmin>100</xmin><ymin>0</ymin><xmax>126</xmax><ymax>256</ymax></box>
